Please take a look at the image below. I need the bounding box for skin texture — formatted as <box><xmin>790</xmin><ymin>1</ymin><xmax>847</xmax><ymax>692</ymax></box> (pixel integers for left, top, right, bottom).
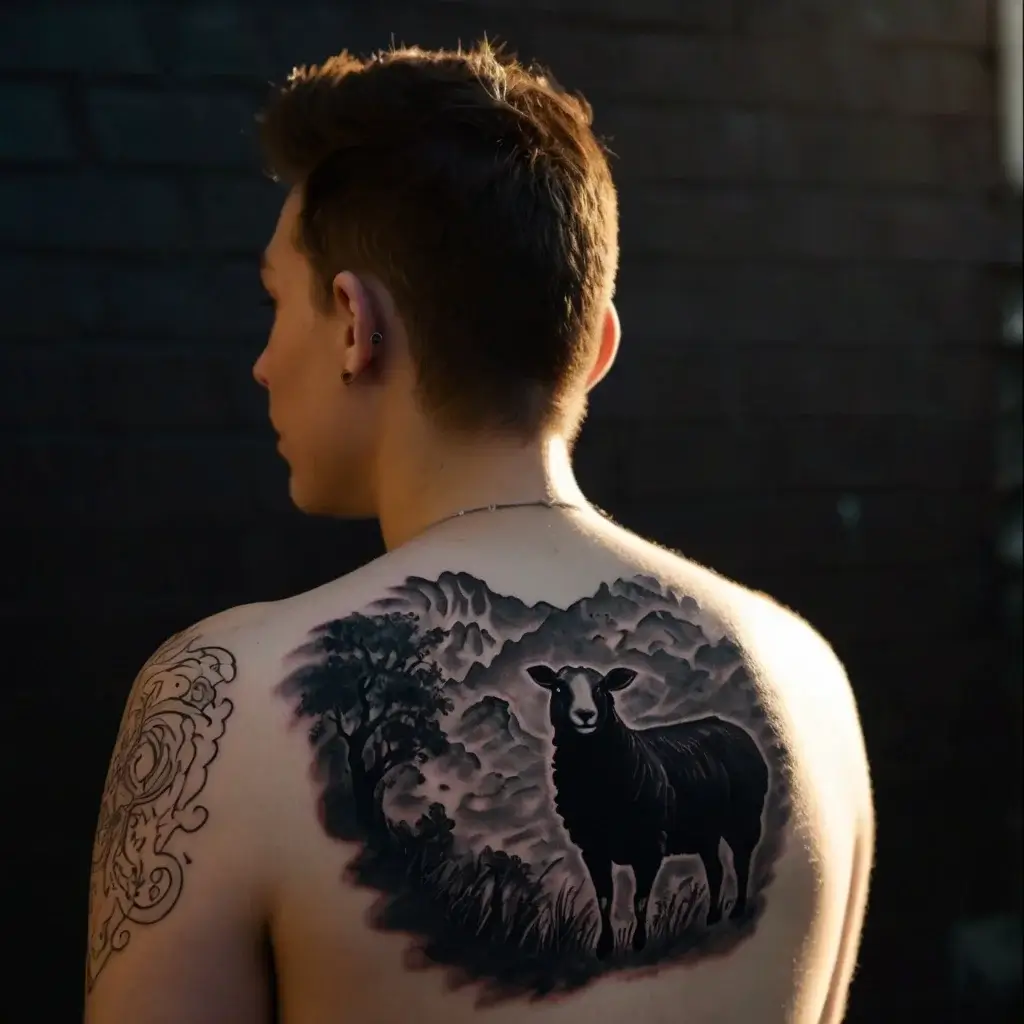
<box><xmin>85</xmin><ymin>545</ymin><xmax>873</xmax><ymax>1024</ymax></box>
<box><xmin>85</xmin><ymin>183</ymin><xmax>874</xmax><ymax>1023</ymax></box>
<box><xmin>277</xmin><ymin>573</ymin><xmax>788</xmax><ymax>997</ymax></box>
<box><xmin>86</xmin><ymin>630</ymin><xmax>237</xmax><ymax>991</ymax></box>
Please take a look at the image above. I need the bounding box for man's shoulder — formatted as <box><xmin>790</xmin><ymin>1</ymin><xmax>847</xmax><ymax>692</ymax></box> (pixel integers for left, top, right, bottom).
<box><xmin>736</xmin><ymin>583</ymin><xmax>872</xmax><ymax>805</ymax></box>
<box><xmin>151</xmin><ymin>601</ymin><xmax>284</xmax><ymax>704</ymax></box>
<box><xmin>726</xmin><ymin>579</ymin><xmax>847</xmax><ymax>673</ymax></box>
<box><xmin>184</xmin><ymin>572</ymin><xmax>409</xmax><ymax>724</ymax></box>
<box><xmin>87</xmin><ymin>599</ymin><xmax>291</xmax><ymax>1002</ymax></box>
<box><xmin>129</xmin><ymin>600</ymin><xmax>290</xmax><ymax>771</ymax></box>
<box><xmin>631</xmin><ymin>544</ymin><xmax>847</xmax><ymax>669</ymax></box>
<box><xmin>189</xmin><ymin>599</ymin><xmax>280</xmax><ymax>640</ymax></box>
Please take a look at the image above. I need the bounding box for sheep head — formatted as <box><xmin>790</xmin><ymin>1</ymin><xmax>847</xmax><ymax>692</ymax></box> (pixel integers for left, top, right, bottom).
<box><xmin>526</xmin><ymin>665</ymin><xmax>637</xmax><ymax>735</ymax></box>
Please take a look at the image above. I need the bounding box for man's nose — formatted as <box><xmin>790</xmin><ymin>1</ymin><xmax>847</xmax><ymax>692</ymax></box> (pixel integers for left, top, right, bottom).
<box><xmin>252</xmin><ymin>352</ymin><xmax>269</xmax><ymax>390</ymax></box>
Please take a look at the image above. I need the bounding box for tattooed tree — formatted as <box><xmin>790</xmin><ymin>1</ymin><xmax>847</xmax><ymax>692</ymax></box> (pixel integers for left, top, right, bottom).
<box><xmin>283</xmin><ymin>612</ymin><xmax>454</xmax><ymax>829</ymax></box>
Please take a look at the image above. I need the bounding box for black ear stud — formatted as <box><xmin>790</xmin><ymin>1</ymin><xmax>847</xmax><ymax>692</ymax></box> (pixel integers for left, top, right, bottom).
<box><xmin>371</xmin><ymin>332</ymin><xmax>383</xmax><ymax>345</ymax></box>
<box><xmin>341</xmin><ymin>371</ymin><xmax>353</xmax><ymax>385</ymax></box>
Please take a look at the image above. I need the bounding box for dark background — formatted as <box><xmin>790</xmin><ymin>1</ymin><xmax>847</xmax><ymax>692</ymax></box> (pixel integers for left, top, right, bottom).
<box><xmin>1</xmin><ymin>2</ymin><xmax>1021</xmax><ymax>1020</ymax></box>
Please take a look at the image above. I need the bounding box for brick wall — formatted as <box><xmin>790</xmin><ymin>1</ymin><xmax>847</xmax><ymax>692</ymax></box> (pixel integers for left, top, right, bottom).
<box><xmin>1</xmin><ymin>2</ymin><xmax>1018</xmax><ymax>1019</ymax></box>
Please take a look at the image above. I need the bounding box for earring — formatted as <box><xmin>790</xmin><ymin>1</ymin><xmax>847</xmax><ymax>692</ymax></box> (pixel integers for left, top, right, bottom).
<box><xmin>341</xmin><ymin>371</ymin><xmax>353</xmax><ymax>385</ymax></box>
<box><xmin>371</xmin><ymin>332</ymin><xmax>382</xmax><ymax>345</ymax></box>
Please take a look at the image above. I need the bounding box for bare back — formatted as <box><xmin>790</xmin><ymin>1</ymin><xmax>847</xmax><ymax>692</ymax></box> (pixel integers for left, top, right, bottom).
<box><xmin>88</xmin><ymin>512</ymin><xmax>872</xmax><ymax>1024</ymax></box>
<box><xmin>232</xmin><ymin>514</ymin><xmax>873</xmax><ymax>1024</ymax></box>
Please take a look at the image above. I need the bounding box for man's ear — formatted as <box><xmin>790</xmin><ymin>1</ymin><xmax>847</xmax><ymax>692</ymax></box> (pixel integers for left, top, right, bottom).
<box><xmin>585</xmin><ymin>302</ymin><xmax>621</xmax><ymax>391</ymax></box>
<box><xmin>332</xmin><ymin>270</ymin><xmax>383</xmax><ymax>381</ymax></box>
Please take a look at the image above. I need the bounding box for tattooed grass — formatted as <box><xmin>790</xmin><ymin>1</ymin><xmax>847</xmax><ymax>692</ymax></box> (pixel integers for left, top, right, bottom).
<box><xmin>355</xmin><ymin>803</ymin><xmax>709</xmax><ymax>994</ymax></box>
<box><xmin>282</xmin><ymin>573</ymin><xmax>788</xmax><ymax>998</ymax></box>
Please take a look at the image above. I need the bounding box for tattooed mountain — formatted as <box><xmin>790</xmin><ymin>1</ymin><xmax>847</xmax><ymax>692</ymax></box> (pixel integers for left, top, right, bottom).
<box><xmin>279</xmin><ymin>573</ymin><xmax>790</xmax><ymax>997</ymax></box>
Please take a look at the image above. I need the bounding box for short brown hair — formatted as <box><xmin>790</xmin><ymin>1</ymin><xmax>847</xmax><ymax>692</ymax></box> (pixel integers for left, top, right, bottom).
<box><xmin>257</xmin><ymin>41</ymin><xmax>619</xmax><ymax>436</ymax></box>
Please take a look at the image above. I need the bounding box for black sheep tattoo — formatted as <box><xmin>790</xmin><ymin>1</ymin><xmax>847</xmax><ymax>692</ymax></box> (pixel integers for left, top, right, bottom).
<box><xmin>282</xmin><ymin>571</ymin><xmax>790</xmax><ymax>999</ymax></box>
<box><xmin>526</xmin><ymin>663</ymin><xmax>770</xmax><ymax>960</ymax></box>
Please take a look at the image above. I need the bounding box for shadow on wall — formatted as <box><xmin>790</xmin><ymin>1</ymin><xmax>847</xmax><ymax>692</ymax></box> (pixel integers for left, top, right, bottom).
<box><xmin>946</xmin><ymin>267</ymin><xmax>1022</xmax><ymax>1022</ymax></box>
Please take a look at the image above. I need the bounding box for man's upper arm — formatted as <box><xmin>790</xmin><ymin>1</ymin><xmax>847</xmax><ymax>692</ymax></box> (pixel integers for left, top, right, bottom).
<box><xmin>85</xmin><ymin>609</ymin><xmax>276</xmax><ymax>1024</ymax></box>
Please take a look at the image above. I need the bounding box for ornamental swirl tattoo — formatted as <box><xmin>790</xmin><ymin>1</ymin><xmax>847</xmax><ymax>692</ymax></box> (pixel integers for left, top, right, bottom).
<box><xmin>86</xmin><ymin>630</ymin><xmax>237</xmax><ymax>990</ymax></box>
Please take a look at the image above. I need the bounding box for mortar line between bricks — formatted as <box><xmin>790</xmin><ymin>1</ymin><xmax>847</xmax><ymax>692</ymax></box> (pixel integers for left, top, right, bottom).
<box><xmin>2</xmin><ymin>430</ymin><xmax>268</xmax><ymax>445</ymax></box>
<box><xmin>0</xmin><ymin>337</ymin><xmax>1004</xmax><ymax>356</ymax></box>
<box><xmin>4</xmin><ymin>252</ymin><xmax>1015</xmax><ymax>274</ymax></box>
<box><xmin>0</xmin><ymin>334</ymin><xmax>1010</xmax><ymax>354</ymax></box>
<box><xmin>0</xmin><ymin>421</ymin><xmax>999</xmax><ymax>441</ymax></box>
<box><xmin>596</xmin><ymin>105</ymin><xmax>1000</xmax><ymax>124</ymax></box>
<box><xmin>0</xmin><ymin>70</ymin><xmax>997</xmax><ymax>118</ymax></box>
<box><xmin>3</xmin><ymin>247</ymin><xmax>1014</xmax><ymax>270</ymax></box>
<box><xmin>0</xmin><ymin>163</ymin><xmax>1001</xmax><ymax>196</ymax></box>
<box><xmin>0</xmin><ymin>165</ymin><xmax>281</xmax><ymax>183</ymax></box>
<box><xmin>0</xmin><ymin>338</ymin><xmax>265</xmax><ymax>354</ymax></box>
<box><xmin>0</xmin><ymin>245</ymin><xmax>1012</xmax><ymax>269</ymax></box>
<box><xmin>7</xmin><ymin>477</ymin><xmax>995</xmax><ymax>503</ymax></box>
<box><xmin>0</xmin><ymin>69</ymin><xmax>270</xmax><ymax>91</ymax></box>
<box><xmin>0</xmin><ymin>414</ymin><xmax>1002</xmax><ymax>445</ymax></box>
<box><xmin>0</xmin><ymin>492</ymin><xmax>996</xmax><ymax>516</ymax></box>
<box><xmin>614</xmin><ymin>179</ymin><xmax>1001</xmax><ymax>195</ymax></box>
<box><xmin>375</xmin><ymin>1</ymin><xmax>993</xmax><ymax>51</ymax></box>
<box><xmin>0</xmin><ymin>168</ymin><xmax>1007</xmax><ymax>198</ymax></box>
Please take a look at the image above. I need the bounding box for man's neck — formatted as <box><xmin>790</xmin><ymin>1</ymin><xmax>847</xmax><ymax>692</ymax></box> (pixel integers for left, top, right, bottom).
<box><xmin>374</xmin><ymin>428</ymin><xmax>587</xmax><ymax>551</ymax></box>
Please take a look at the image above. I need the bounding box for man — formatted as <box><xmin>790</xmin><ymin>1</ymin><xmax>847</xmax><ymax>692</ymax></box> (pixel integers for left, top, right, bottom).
<box><xmin>85</xmin><ymin>43</ymin><xmax>873</xmax><ymax>1024</ymax></box>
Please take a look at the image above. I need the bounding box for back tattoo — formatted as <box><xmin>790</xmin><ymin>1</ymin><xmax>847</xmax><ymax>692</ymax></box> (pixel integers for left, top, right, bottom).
<box><xmin>279</xmin><ymin>574</ymin><xmax>790</xmax><ymax>999</ymax></box>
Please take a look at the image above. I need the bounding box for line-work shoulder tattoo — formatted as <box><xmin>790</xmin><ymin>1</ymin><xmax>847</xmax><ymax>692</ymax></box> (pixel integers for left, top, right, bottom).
<box><xmin>279</xmin><ymin>574</ymin><xmax>790</xmax><ymax>1000</ymax></box>
<box><xmin>87</xmin><ymin>630</ymin><xmax>237</xmax><ymax>990</ymax></box>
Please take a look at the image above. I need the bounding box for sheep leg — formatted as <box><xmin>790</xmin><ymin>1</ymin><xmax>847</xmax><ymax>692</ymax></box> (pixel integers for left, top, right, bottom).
<box><xmin>729</xmin><ymin>840</ymin><xmax>753</xmax><ymax>920</ymax></box>
<box><xmin>582</xmin><ymin>850</ymin><xmax>615</xmax><ymax>960</ymax></box>
<box><xmin>699</xmin><ymin>841</ymin><xmax>725</xmax><ymax>925</ymax></box>
<box><xmin>631</xmin><ymin>856</ymin><xmax>661</xmax><ymax>952</ymax></box>
<box><xmin>724</xmin><ymin>814</ymin><xmax>761</xmax><ymax>920</ymax></box>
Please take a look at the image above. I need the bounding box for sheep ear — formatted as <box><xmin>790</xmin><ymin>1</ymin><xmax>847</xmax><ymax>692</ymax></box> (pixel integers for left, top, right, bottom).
<box><xmin>526</xmin><ymin>665</ymin><xmax>560</xmax><ymax>689</ymax></box>
<box><xmin>603</xmin><ymin>667</ymin><xmax>637</xmax><ymax>691</ymax></box>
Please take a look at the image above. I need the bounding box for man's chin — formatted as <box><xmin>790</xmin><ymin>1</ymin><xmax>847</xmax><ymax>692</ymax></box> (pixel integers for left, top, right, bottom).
<box><xmin>287</xmin><ymin>476</ymin><xmax>333</xmax><ymax>516</ymax></box>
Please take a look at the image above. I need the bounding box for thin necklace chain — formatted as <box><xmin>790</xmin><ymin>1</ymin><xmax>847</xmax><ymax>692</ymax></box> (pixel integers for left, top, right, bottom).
<box><xmin>430</xmin><ymin>499</ymin><xmax>582</xmax><ymax>531</ymax></box>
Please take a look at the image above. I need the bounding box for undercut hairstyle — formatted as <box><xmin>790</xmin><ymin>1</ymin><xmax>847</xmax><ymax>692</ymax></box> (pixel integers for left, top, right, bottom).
<box><xmin>257</xmin><ymin>41</ymin><xmax>619</xmax><ymax>437</ymax></box>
